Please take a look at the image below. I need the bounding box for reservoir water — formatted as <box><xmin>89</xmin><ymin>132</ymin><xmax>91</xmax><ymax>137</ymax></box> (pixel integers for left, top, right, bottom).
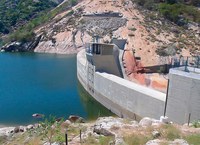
<box><xmin>0</xmin><ymin>52</ymin><xmax>112</xmax><ymax>126</ymax></box>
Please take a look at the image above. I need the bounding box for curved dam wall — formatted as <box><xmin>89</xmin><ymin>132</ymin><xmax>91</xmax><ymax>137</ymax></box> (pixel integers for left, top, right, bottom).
<box><xmin>77</xmin><ymin>50</ymin><xmax>166</xmax><ymax>120</ymax></box>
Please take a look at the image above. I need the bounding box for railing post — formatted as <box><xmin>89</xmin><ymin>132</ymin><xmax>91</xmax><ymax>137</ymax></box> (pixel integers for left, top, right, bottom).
<box><xmin>164</xmin><ymin>79</ymin><xmax>170</xmax><ymax>117</ymax></box>
<box><xmin>188</xmin><ymin>113</ymin><xmax>191</xmax><ymax>126</ymax></box>
<box><xmin>80</xmin><ymin>129</ymin><xmax>82</xmax><ymax>143</ymax></box>
<box><xmin>185</xmin><ymin>57</ymin><xmax>188</xmax><ymax>72</ymax></box>
<box><xmin>65</xmin><ymin>129</ymin><xmax>68</xmax><ymax>145</ymax></box>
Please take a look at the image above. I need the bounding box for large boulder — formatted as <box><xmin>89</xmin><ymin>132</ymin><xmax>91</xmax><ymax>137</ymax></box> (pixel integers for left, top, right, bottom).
<box><xmin>68</xmin><ymin>115</ymin><xmax>85</xmax><ymax>123</ymax></box>
<box><xmin>93</xmin><ymin>117</ymin><xmax>125</xmax><ymax>136</ymax></box>
<box><xmin>139</xmin><ymin>117</ymin><xmax>161</xmax><ymax>127</ymax></box>
<box><xmin>0</xmin><ymin>127</ymin><xmax>15</xmax><ymax>137</ymax></box>
<box><xmin>61</xmin><ymin>119</ymin><xmax>71</xmax><ymax>128</ymax></box>
<box><xmin>171</xmin><ymin>139</ymin><xmax>189</xmax><ymax>145</ymax></box>
<box><xmin>26</xmin><ymin>125</ymin><xmax>34</xmax><ymax>130</ymax></box>
<box><xmin>13</xmin><ymin>127</ymin><xmax>20</xmax><ymax>133</ymax></box>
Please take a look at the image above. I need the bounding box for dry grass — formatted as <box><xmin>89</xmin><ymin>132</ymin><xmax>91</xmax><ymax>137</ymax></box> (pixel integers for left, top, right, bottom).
<box><xmin>123</xmin><ymin>133</ymin><xmax>152</xmax><ymax>145</ymax></box>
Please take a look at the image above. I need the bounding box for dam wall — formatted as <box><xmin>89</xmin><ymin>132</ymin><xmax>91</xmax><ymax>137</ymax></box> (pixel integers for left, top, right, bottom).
<box><xmin>77</xmin><ymin>50</ymin><xmax>166</xmax><ymax>120</ymax></box>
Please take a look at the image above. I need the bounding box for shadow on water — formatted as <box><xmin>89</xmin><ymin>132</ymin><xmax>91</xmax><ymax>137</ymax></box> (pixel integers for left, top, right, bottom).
<box><xmin>77</xmin><ymin>82</ymin><xmax>115</xmax><ymax>121</ymax></box>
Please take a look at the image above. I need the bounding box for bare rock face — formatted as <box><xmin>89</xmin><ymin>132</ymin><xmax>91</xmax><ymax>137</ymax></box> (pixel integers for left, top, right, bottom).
<box><xmin>1</xmin><ymin>35</ymin><xmax>42</xmax><ymax>52</ymax></box>
<box><xmin>34</xmin><ymin>10</ymin><xmax>127</xmax><ymax>54</ymax></box>
<box><xmin>146</xmin><ymin>139</ymin><xmax>189</xmax><ymax>145</ymax></box>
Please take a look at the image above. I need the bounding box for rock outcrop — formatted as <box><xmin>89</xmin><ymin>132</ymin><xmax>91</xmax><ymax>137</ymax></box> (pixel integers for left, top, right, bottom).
<box><xmin>1</xmin><ymin>35</ymin><xmax>42</xmax><ymax>52</ymax></box>
<box><xmin>1</xmin><ymin>116</ymin><xmax>200</xmax><ymax>145</ymax></box>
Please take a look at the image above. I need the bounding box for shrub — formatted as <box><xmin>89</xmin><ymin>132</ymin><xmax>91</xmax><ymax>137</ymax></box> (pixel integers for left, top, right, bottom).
<box><xmin>36</xmin><ymin>115</ymin><xmax>64</xmax><ymax>144</ymax></box>
<box><xmin>70</xmin><ymin>0</ymin><xmax>77</xmax><ymax>6</ymax></box>
<box><xmin>160</xmin><ymin>124</ymin><xmax>181</xmax><ymax>140</ymax></box>
<box><xmin>99</xmin><ymin>136</ymin><xmax>114</xmax><ymax>145</ymax></box>
<box><xmin>185</xmin><ymin>134</ymin><xmax>200</xmax><ymax>145</ymax></box>
<box><xmin>192</xmin><ymin>120</ymin><xmax>200</xmax><ymax>128</ymax></box>
<box><xmin>123</xmin><ymin>134</ymin><xmax>152</xmax><ymax>145</ymax></box>
<box><xmin>159</xmin><ymin>3</ymin><xmax>200</xmax><ymax>25</ymax></box>
<box><xmin>135</xmin><ymin>0</ymin><xmax>157</xmax><ymax>10</ymax></box>
<box><xmin>9</xmin><ymin>30</ymin><xmax>35</xmax><ymax>43</ymax></box>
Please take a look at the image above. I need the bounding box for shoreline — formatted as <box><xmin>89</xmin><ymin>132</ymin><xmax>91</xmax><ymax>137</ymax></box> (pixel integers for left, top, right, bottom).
<box><xmin>0</xmin><ymin>124</ymin><xmax>16</xmax><ymax>129</ymax></box>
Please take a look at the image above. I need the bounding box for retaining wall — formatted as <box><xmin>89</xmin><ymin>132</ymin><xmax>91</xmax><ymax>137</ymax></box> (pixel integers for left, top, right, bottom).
<box><xmin>77</xmin><ymin>50</ymin><xmax>166</xmax><ymax>120</ymax></box>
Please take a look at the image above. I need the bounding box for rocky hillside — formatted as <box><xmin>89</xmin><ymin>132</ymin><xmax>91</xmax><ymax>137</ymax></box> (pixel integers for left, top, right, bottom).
<box><xmin>1</xmin><ymin>116</ymin><xmax>200</xmax><ymax>145</ymax></box>
<box><xmin>1</xmin><ymin>0</ymin><xmax>199</xmax><ymax>65</ymax></box>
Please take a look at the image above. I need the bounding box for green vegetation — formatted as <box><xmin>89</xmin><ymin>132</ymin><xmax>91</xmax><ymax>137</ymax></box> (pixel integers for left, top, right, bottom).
<box><xmin>160</xmin><ymin>124</ymin><xmax>181</xmax><ymax>140</ymax></box>
<box><xmin>0</xmin><ymin>136</ymin><xmax>6</xmax><ymax>144</ymax></box>
<box><xmin>0</xmin><ymin>0</ymin><xmax>58</xmax><ymax>34</ymax></box>
<box><xmin>0</xmin><ymin>0</ymin><xmax>79</xmax><ymax>43</ymax></box>
<box><xmin>184</xmin><ymin>134</ymin><xmax>200</xmax><ymax>145</ymax></box>
<box><xmin>192</xmin><ymin>120</ymin><xmax>200</xmax><ymax>128</ymax></box>
<box><xmin>99</xmin><ymin>136</ymin><xmax>114</xmax><ymax>145</ymax></box>
<box><xmin>0</xmin><ymin>39</ymin><xmax>4</xmax><ymax>47</ymax></box>
<box><xmin>124</xmin><ymin>134</ymin><xmax>152</xmax><ymax>145</ymax></box>
<box><xmin>134</xmin><ymin>0</ymin><xmax>200</xmax><ymax>25</ymax></box>
<box><xmin>33</xmin><ymin>115</ymin><xmax>65</xmax><ymax>144</ymax></box>
<box><xmin>159</xmin><ymin>3</ymin><xmax>200</xmax><ymax>24</ymax></box>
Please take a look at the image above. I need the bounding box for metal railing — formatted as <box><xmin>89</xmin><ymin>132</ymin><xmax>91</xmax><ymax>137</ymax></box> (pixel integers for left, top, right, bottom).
<box><xmin>171</xmin><ymin>56</ymin><xmax>200</xmax><ymax>68</ymax></box>
<box><xmin>171</xmin><ymin>56</ymin><xmax>200</xmax><ymax>73</ymax></box>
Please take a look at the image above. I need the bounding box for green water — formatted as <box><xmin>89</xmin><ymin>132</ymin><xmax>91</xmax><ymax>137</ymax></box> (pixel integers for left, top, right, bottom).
<box><xmin>0</xmin><ymin>52</ymin><xmax>112</xmax><ymax>126</ymax></box>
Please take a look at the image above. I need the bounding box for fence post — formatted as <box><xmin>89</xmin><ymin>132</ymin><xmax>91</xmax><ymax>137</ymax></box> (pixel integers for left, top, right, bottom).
<box><xmin>185</xmin><ymin>57</ymin><xmax>188</xmax><ymax>72</ymax></box>
<box><xmin>65</xmin><ymin>129</ymin><xmax>68</xmax><ymax>145</ymax></box>
<box><xmin>80</xmin><ymin>129</ymin><xmax>82</xmax><ymax>143</ymax></box>
<box><xmin>188</xmin><ymin>113</ymin><xmax>191</xmax><ymax>126</ymax></box>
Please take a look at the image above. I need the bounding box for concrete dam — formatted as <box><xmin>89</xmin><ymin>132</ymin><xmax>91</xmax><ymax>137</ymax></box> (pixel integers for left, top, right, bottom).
<box><xmin>77</xmin><ymin>39</ymin><xmax>200</xmax><ymax>124</ymax></box>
